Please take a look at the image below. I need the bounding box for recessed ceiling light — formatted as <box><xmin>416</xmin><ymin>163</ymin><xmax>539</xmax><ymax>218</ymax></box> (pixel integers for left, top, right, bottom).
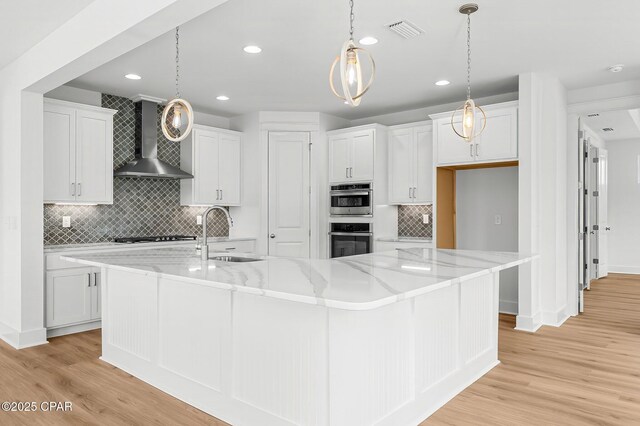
<box><xmin>125</xmin><ymin>73</ymin><xmax>142</xmax><ymax>80</ymax></box>
<box><xmin>359</xmin><ymin>36</ymin><xmax>378</xmax><ymax>45</ymax></box>
<box><xmin>435</xmin><ymin>80</ymin><xmax>451</xmax><ymax>86</ymax></box>
<box><xmin>243</xmin><ymin>45</ymin><xmax>262</xmax><ymax>54</ymax></box>
<box><xmin>608</xmin><ymin>64</ymin><xmax>624</xmax><ymax>73</ymax></box>
<box><xmin>216</xmin><ymin>95</ymin><xmax>230</xmax><ymax>101</ymax></box>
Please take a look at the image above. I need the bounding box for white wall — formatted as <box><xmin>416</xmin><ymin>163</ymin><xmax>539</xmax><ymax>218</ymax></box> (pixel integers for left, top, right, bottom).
<box><xmin>607</xmin><ymin>138</ymin><xmax>640</xmax><ymax>273</ymax></box>
<box><xmin>350</xmin><ymin>92</ymin><xmax>518</xmax><ymax>127</ymax></box>
<box><xmin>456</xmin><ymin>167</ymin><xmax>519</xmax><ymax>314</ymax></box>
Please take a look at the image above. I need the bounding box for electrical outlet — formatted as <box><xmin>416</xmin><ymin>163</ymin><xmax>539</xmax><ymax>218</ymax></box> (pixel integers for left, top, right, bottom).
<box><xmin>62</xmin><ymin>216</ymin><xmax>71</xmax><ymax>228</ymax></box>
<box><xmin>422</xmin><ymin>214</ymin><xmax>430</xmax><ymax>224</ymax></box>
<box><xmin>494</xmin><ymin>215</ymin><xmax>502</xmax><ymax>225</ymax></box>
<box><xmin>196</xmin><ymin>215</ymin><xmax>203</xmax><ymax>225</ymax></box>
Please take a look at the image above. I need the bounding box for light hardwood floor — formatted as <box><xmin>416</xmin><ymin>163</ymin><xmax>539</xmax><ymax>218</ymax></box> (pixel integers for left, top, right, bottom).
<box><xmin>0</xmin><ymin>273</ymin><xmax>638</xmax><ymax>425</ymax></box>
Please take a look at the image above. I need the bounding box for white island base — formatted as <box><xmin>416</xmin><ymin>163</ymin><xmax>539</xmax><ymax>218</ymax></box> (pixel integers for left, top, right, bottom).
<box><xmin>98</xmin><ymin>265</ymin><xmax>501</xmax><ymax>426</ymax></box>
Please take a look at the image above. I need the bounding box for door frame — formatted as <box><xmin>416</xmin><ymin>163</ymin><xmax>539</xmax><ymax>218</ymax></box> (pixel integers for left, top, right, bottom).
<box><xmin>267</xmin><ymin>131</ymin><xmax>312</xmax><ymax>257</ymax></box>
<box><xmin>567</xmin><ymin>94</ymin><xmax>640</xmax><ymax>316</ymax></box>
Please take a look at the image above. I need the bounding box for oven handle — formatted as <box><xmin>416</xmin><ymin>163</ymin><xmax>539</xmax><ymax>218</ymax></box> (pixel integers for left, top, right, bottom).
<box><xmin>330</xmin><ymin>190</ymin><xmax>372</xmax><ymax>196</ymax></box>
<box><xmin>328</xmin><ymin>232</ymin><xmax>373</xmax><ymax>236</ymax></box>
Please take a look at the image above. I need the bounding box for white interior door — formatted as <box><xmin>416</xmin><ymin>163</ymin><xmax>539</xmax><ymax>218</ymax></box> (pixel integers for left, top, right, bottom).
<box><xmin>597</xmin><ymin>149</ymin><xmax>609</xmax><ymax>278</ymax></box>
<box><xmin>268</xmin><ymin>132</ymin><xmax>310</xmax><ymax>258</ymax></box>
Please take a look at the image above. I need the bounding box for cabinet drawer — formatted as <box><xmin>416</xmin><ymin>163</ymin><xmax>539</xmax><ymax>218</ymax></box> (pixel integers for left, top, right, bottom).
<box><xmin>207</xmin><ymin>240</ymin><xmax>255</xmax><ymax>253</ymax></box>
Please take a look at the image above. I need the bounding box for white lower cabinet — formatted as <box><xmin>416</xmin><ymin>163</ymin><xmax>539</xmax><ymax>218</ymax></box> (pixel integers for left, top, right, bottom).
<box><xmin>46</xmin><ymin>267</ymin><xmax>100</xmax><ymax>328</ymax></box>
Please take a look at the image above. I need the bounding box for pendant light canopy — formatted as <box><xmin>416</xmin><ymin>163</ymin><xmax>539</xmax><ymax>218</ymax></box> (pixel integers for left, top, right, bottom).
<box><xmin>451</xmin><ymin>3</ymin><xmax>486</xmax><ymax>142</ymax></box>
<box><xmin>329</xmin><ymin>0</ymin><xmax>376</xmax><ymax>107</ymax></box>
<box><xmin>162</xmin><ymin>26</ymin><xmax>194</xmax><ymax>143</ymax></box>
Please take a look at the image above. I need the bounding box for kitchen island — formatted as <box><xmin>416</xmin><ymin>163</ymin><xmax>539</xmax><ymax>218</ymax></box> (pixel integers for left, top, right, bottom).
<box><xmin>63</xmin><ymin>247</ymin><xmax>534</xmax><ymax>426</ymax></box>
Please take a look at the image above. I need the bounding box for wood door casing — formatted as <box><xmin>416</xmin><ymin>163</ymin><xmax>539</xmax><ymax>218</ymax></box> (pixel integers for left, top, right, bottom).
<box><xmin>436</xmin><ymin>168</ymin><xmax>456</xmax><ymax>249</ymax></box>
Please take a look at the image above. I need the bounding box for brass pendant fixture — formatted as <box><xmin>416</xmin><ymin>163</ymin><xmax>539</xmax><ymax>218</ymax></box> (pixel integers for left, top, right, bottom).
<box><xmin>329</xmin><ymin>0</ymin><xmax>376</xmax><ymax>107</ymax></box>
<box><xmin>451</xmin><ymin>3</ymin><xmax>486</xmax><ymax>142</ymax></box>
<box><xmin>161</xmin><ymin>26</ymin><xmax>194</xmax><ymax>143</ymax></box>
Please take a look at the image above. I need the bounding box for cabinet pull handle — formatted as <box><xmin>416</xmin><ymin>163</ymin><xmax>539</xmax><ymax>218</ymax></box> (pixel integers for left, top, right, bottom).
<box><xmin>409</xmin><ymin>187</ymin><xmax>412</xmax><ymax>198</ymax></box>
<box><xmin>475</xmin><ymin>144</ymin><xmax>480</xmax><ymax>157</ymax></box>
<box><xmin>88</xmin><ymin>273</ymin><xmax>91</xmax><ymax>287</ymax></box>
<box><xmin>346</xmin><ymin>167</ymin><xmax>349</xmax><ymax>178</ymax></box>
<box><xmin>77</xmin><ymin>183</ymin><xmax>82</xmax><ymax>196</ymax></box>
<box><xmin>350</xmin><ymin>167</ymin><xmax>353</xmax><ymax>178</ymax></box>
<box><xmin>216</xmin><ymin>190</ymin><xmax>219</xmax><ymax>200</ymax></box>
<box><xmin>94</xmin><ymin>272</ymin><xmax>98</xmax><ymax>287</ymax></box>
<box><xmin>220</xmin><ymin>189</ymin><xmax>223</xmax><ymax>200</ymax></box>
<box><xmin>413</xmin><ymin>187</ymin><xmax>417</xmax><ymax>198</ymax></box>
<box><xmin>71</xmin><ymin>183</ymin><xmax>76</xmax><ymax>196</ymax></box>
<box><xmin>470</xmin><ymin>144</ymin><xmax>473</xmax><ymax>158</ymax></box>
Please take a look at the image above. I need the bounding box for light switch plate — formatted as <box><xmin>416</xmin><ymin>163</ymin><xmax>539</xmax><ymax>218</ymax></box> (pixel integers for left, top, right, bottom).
<box><xmin>422</xmin><ymin>214</ymin><xmax>430</xmax><ymax>224</ymax></box>
<box><xmin>494</xmin><ymin>215</ymin><xmax>502</xmax><ymax>225</ymax></box>
<box><xmin>62</xmin><ymin>216</ymin><xmax>71</xmax><ymax>228</ymax></box>
<box><xmin>196</xmin><ymin>215</ymin><xmax>203</xmax><ymax>225</ymax></box>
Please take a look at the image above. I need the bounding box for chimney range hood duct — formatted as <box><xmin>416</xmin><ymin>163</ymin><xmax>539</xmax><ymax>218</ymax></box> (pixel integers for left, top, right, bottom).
<box><xmin>114</xmin><ymin>99</ymin><xmax>193</xmax><ymax>179</ymax></box>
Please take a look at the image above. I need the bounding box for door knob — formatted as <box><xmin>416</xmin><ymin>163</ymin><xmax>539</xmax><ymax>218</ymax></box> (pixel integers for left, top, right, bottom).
<box><xmin>270</xmin><ymin>234</ymin><xmax>276</xmax><ymax>238</ymax></box>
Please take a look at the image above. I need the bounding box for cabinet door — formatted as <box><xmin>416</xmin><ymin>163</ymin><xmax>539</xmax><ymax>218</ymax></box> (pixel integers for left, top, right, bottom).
<box><xmin>329</xmin><ymin>135</ymin><xmax>351</xmax><ymax>182</ymax></box>
<box><xmin>414</xmin><ymin>126</ymin><xmax>434</xmax><ymax>203</ymax></box>
<box><xmin>46</xmin><ymin>269</ymin><xmax>92</xmax><ymax>328</ymax></box>
<box><xmin>388</xmin><ymin>128</ymin><xmax>414</xmax><ymax>203</ymax></box>
<box><xmin>44</xmin><ymin>104</ymin><xmax>76</xmax><ymax>202</ymax></box>
<box><xmin>218</xmin><ymin>133</ymin><xmax>242</xmax><ymax>206</ymax></box>
<box><xmin>194</xmin><ymin>129</ymin><xmax>220</xmax><ymax>204</ymax></box>
<box><xmin>436</xmin><ymin>119</ymin><xmax>475</xmax><ymax>165</ymax></box>
<box><xmin>75</xmin><ymin>109</ymin><xmax>113</xmax><ymax>203</ymax></box>
<box><xmin>91</xmin><ymin>270</ymin><xmax>101</xmax><ymax>319</ymax></box>
<box><xmin>475</xmin><ymin>108</ymin><xmax>518</xmax><ymax>162</ymax></box>
<box><xmin>350</xmin><ymin>130</ymin><xmax>375</xmax><ymax>181</ymax></box>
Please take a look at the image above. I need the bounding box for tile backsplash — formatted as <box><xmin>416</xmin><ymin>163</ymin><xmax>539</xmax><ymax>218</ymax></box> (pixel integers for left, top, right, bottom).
<box><xmin>398</xmin><ymin>204</ymin><xmax>433</xmax><ymax>239</ymax></box>
<box><xmin>43</xmin><ymin>94</ymin><xmax>229</xmax><ymax>246</ymax></box>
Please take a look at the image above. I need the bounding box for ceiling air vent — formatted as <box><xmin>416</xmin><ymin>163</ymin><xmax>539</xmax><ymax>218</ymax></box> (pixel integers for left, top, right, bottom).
<box><xmin>602</xmin><ymin>127</ymin><xmax>615</xmax><ymax>132</ymax></box>
<box><xmin>386</xmin><ymin>20</ymin><xmax>424</xmax><ymax>39</ymax></box>
<box><xmin>587</xmin><ymin>113</ymin><xmax>600</xmax><ymax>117</ymax></box>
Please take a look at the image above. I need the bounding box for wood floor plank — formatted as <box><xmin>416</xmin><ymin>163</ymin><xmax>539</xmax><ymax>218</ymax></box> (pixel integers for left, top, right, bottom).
<box><xmin>0</xmin><ymin>273</ymin><xmax>637</xmax><ymax>425</ymax></box>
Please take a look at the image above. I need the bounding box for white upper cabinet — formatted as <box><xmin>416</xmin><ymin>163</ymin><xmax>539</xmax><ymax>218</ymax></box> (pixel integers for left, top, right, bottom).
<box><xmin>388</xmin><ymin>123</ymin><xmax>433</xmax><ymax>204</ymax></box>
<box><xmin>329</xmin><ymin>129</ymin><xmax>375</xmax><ymax>183</ymax></box>
<box><xmin>44</xmin><ymin>99</ymin><xmax>116</xmax><ymax>204</ymax></box>
<box><xmin>181</xmin><ymin>125</ymin><xmax>242</xmax><ymax>206</ymax></box>
<box><xmin>431</xmin><ymin>101</ymin><xmax>518</xmax><ymax>166</ymax></box>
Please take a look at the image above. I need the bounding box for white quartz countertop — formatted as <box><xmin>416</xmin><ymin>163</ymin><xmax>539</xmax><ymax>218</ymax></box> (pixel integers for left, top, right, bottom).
<box><xmin>62</xmin><ymin>247</ymin><xmax>535</xmax><ymax>311</ymax></box>
<box><xmin>44</xmin><ymin>237</ymin><xmax>256</xmax><ymax>253</ymax></box>
<box><xmin>376</xmin><ymin>237</ymin><xmax>433</xmax><ymax>242</ymax></box>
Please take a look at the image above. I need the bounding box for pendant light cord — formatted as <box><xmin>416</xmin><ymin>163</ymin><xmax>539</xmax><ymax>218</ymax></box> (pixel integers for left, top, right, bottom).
<box><xmin>466</xmin><ymin>13</ymin><xmax>471</xmax><ymax>100</ymax></box>
<box><xmin>349</xmin><ymin>0</ymin><xmax>355</xmax><ymax>41</ymax></box>
<box><xmin>175</xmin><ymin>27</ymin><xmax>180</xmax><ymax>99</ymax></box>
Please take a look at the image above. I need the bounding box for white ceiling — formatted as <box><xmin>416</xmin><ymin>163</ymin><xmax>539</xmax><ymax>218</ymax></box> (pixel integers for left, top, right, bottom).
<box><xmin>0</xmin><ymin>0</ymin><xmax>94</xmax><ymax>70</ymax></box>
<box><xmin>69</xmin><ymin>0</ymin><xmax>640</xmax><ymax>120</ymax></box>
<box><xmin>585</xmin><ymin>109</ymin><xmax>640</xmax><ymax>142</ymax></box>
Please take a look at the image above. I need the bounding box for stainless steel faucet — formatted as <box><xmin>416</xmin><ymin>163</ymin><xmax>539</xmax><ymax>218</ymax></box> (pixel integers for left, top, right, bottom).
<box><xmin>201</xmin><ymin>205</ymin><xmax>234</xmax><ymax>260</ymax></box>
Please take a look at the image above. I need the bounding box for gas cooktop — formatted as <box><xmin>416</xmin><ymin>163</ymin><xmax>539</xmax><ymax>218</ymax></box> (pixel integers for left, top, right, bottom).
<box><xmin>113</xmin><ymin>235</ymin><xmax>197</xmax><ymax>244</ymax></box>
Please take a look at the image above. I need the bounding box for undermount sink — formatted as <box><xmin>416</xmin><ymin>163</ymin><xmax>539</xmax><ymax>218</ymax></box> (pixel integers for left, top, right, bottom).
<box><xmin>210</xmin><ymin>255</ymin><xmax>263</xmax><ymax>263</ymax></box>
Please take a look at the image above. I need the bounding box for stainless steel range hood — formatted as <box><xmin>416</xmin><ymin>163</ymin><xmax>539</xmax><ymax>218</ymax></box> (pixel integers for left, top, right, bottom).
<box><xmin>114</xmin><ymin>99</ymin><xmax>193</xmax><ymax>179</ymax></box>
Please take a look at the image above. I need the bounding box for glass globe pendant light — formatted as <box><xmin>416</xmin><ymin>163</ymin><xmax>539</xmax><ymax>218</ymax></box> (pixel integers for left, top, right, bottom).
<box><xmin>162</xmin><ymin>26</ymin><xmax>194</xmax><ymax>142</ymax></box>
<box><xmin>451</xmin><ymin>4</ymin><xmax>486</xmax><ymax>142</ymax></box>
<box><xmin>329</xmin><ymin>0</ymin><xmax>376</xmax><ymax>107</ymax></box>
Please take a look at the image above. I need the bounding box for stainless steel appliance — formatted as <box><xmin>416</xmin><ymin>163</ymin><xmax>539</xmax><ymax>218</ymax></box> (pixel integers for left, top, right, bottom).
<box><xmin>329</xmin><ymin>222</ymin><xmax>373</xmax><ymax>258</ymax></box>
<box><xmin>330</xmin><ymin>183</ymin><xmax>373</xmax><ymax>216</ymax></box>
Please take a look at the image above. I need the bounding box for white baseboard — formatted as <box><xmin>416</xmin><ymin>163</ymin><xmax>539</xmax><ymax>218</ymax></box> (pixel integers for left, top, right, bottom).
<box><xmin>609</xmin><ymin>265</ymin><xmax>640</xmax><ymax>275</ymax></box>
<box><xmin>541</xmin><ymin>306</ymin><xmax>569</xmax><ymax>327</ymax></box>
<box><xmin>47</xmin><ymin>320</ymin><xmax>101</xmax><ymax>338</ymax></box>
<box><xmin>499</xmin><ymin>300</ymin><xmax>518</xmax><ymax>315</ymax></box>
<box><xmin>0</xmin><ymin>322</ymin><xmax>48</xmax><ymax>349</ymax></box>
<box><xmin>514</xmin><ymin>311</ymin><xmax>542</xmax><ymax>333</ymax></box>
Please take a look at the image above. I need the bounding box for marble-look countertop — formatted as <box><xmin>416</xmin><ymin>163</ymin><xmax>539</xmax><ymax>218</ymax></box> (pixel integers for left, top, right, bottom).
<box><xmin>63</xmin><ymin>247</ymin><xmax>535</xmax><ymax>311</ymax></box>
<box><xmin>376</xmin><ymin>237</ymin><xmax>433</xmax><ymax>243</ymax></box>
<box><xmin>44</xmin><ymin>237</ymin><xmax>256</xmax><ymax>253</ymax></box>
